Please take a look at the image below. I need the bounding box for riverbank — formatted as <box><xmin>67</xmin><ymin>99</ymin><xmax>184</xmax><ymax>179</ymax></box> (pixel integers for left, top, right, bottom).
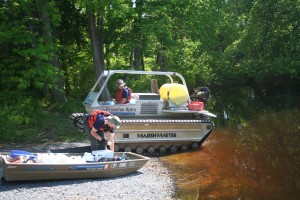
<box><xmin>0</xmin><ymin>142</ymin><xmax>177</xmax><ymax>200</ymax></box>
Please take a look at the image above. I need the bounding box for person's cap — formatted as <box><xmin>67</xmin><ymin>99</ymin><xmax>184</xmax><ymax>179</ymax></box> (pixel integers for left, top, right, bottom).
<box><xmin>107</xmin><ymin>115</ymin><xmax>121</xmax><ymax>129</ymax></box>
<box><xmin>116</xmin><ymin>79</ymin><xmax>126</xmax><ymax>86</ymax></box>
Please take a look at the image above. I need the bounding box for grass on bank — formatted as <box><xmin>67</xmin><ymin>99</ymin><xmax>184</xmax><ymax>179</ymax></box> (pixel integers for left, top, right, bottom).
<box><xmin>0</xmin><ymin>92</ymin><xmax>86</xmax><ymax>145</ymax></box>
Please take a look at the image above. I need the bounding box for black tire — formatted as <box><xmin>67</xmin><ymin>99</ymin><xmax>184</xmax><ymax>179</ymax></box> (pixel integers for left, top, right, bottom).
<box><xmin>124</xmin><ymin>146</ymin><xmax>132</xmax><ymax>152</ymax></box>
<box><xmin>136</xmin><ymin>146</ymin><xmax>144</xmax><ymax>154</ymax></box>
<box><xmin>147</xmin><ymin>146</ymin><xmax>155</xmax><ymax>154</ymax></box>
<box><xmin>192</xmin><ymin>142</ymin><xmax>199</xmax><ymax>149</ymax></box>
<box><xmin>159</xmin><ymin>145</ymin><xmax>167</xmax><ymax>153</ymax></box>
<box><xmin>181</xmin><ymin>144</ymin><xmax>188</xmax><ymax>151</ymax></box>
<box><xmin>170</xmin><ymin>145</ymin><xmax>177</xmax><ymax>153</ymax></box>
<box><xmin>114</xmin><ymin>144</ymin><xmax>120</xmax><ymax>152</ymax></box>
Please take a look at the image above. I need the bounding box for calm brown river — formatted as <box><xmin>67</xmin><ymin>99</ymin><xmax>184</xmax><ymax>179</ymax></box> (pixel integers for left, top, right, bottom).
<box><xmin>161</xmin><ymin>89</ymin><xmax>300</xmax><ymax>199</ymax></box>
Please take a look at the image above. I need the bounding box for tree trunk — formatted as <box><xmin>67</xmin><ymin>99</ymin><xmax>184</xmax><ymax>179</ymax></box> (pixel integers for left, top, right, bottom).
<box><xmin>130</xmin><ymin>49</ymin><xmax>134</xmax><ymax>70</ymax></box>
<box><xmin>37</xmin><ymin>0</ymin><xmax>67</xmax><ymax>102</ymax></box>
<box><xmin>87</xmin><ymin>12</ymin><xmax>111</xmax><ymax>100</ymax></box>
<box><xmin>133</xmin><ymin>46</ymin><xmax>143</xmax><ymax>70</ymax></box>
<box><xmin>156</xmin><ymin>47</ymin><xmax>168</xmax><ymax>71</ymax></box>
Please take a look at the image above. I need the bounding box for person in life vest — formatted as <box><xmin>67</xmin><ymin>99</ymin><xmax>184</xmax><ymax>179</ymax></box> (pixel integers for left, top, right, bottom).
<box><xmin>115</xmin><ymin>79</ymin><xmax>132</xmax><ymax>104</ymax></box>
<box><xmin>82</xmin><ymin>110</ymin><xmax>121</xmax><ymax>151</ymax></box>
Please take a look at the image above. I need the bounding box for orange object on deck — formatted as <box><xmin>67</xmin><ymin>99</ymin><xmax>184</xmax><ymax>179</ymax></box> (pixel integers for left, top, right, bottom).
<box><xmin>188</xmin><ymin>101</ymin><xmax>204</xmax><ymax>111</ymax></box>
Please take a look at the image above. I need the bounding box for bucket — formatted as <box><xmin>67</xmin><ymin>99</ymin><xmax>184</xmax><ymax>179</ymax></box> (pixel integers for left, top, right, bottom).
<box><xmin>159</xmin><ymin>83</ymin><xmax>189</xmax><ymax>106</ymax></box>
<box><xmin>188</xmin><ymin>101</ymin><xmax>204</xmax><ymax>111</ymax></box>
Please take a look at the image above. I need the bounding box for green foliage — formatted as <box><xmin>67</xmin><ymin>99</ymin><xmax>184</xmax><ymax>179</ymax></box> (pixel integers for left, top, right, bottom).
<box><xmin>220</xmin><ymin>0</ymin><xmax>300</xmax><ymax>87</ymax></box>
<box><xmin>0</xmin><ymin>91</ymin><xmax>85</xmax><ymax>143</ymax></box>
<box><xmin>1</xmin><ymin>0</ymin><xmax>299</xmax><ymax>98</ymax></box>
<box><xmin>0</xmin><ymin>0</ymin><xmax>63</xmax><ymax>94</ymax></box>
<box><xmin>0</xmin><ymin>0</ymin><xmax>299</xmax><ymax>144</ymax></box>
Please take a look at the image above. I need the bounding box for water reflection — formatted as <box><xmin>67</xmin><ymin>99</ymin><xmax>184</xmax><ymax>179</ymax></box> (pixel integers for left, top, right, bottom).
<box><xmin>161</xmin><ymin>88</ymin><xmax>300</xmax><ymax>199</ymax></box>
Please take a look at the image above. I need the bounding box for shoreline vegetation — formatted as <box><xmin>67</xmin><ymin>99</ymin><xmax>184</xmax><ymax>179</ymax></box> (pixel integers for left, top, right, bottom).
<box><xmin>0</xmin><ymin>2</ymin><xmax>298</xmax><ymax>143</ymax></box>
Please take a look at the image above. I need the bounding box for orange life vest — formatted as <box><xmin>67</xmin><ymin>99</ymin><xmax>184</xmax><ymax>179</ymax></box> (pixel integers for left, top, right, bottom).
<box><xmin>87</xmin><ymin>110</ymin><xmax>111</xmax><ymax>128</ymax></box>
<box><xmin>116</xmin><ymin>87</ymin><xmax>132</xmax><ymax>103</ymax></box>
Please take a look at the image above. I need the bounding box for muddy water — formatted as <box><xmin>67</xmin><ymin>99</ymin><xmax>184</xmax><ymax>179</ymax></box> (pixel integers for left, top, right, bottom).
<box><xmin>161</xmin><ymin>106</ymin><xmax>300</xmax><ymax>199</ymax></box>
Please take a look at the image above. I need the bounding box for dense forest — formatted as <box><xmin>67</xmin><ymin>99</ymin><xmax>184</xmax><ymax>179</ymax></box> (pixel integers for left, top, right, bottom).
<box><xmin>0</xmin><ymin>0</ymin><xmax>299</xmax><ymax>142</ymax></box>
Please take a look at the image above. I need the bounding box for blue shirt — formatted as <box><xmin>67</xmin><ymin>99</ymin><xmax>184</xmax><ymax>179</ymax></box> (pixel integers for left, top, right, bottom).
<box><xmin>92</xmin><ymin>114</ymin><xmax>114</xmax><ymax>133</ymax></box>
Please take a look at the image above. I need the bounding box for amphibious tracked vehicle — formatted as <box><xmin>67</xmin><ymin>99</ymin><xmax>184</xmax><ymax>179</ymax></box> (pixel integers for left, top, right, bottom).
<box><xmin>70</xmin><ymin>70</ymin><xmax>216</xmax><ymax>154</ymax></box>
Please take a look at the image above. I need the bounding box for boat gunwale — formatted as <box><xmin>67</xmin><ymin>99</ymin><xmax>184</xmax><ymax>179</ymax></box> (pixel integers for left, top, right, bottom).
<box><xmin>0</xmin><ymin>152</ymin><xmax>150</xmax><ymax>165</ymax></box>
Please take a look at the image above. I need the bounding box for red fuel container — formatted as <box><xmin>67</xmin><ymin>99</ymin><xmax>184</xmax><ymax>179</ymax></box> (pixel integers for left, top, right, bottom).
<box><xmin>188</xmin><ymin>101</ymin><xmax>204</xmax><ymax>111</ymax></box>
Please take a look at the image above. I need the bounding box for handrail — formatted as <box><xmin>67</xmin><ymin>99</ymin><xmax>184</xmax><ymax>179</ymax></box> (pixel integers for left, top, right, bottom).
<box><xmin>87</xmin><ymin>70</ymin><xmax>189</xmax><ymax>106</ymax></box>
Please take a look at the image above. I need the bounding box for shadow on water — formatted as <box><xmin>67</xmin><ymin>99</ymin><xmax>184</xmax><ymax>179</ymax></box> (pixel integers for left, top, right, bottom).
<box><xmin>161</xmin><ymin>87</ymin><xmax>300</xmax><ymax>200</ymax></box>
